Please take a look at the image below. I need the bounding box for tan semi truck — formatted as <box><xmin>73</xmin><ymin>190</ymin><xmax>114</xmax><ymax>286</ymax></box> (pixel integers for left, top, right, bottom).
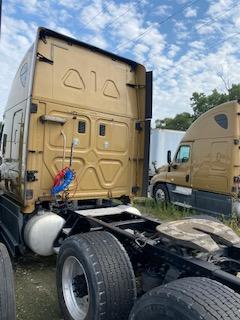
<box><xmin>2</xmin><ymin>27</ymin><xmax>240</xmax><ymax>320</ymax></box>
<box><xmin>149</xmin><ymin>100</ymin><xmax>240</xmax><ymax>217</ymax></box>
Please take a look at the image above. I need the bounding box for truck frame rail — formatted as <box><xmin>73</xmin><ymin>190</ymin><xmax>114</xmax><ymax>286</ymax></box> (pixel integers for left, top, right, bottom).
<box><xmin>53</xmin><ymin>208</ymin><xmax>240</xmax><ymax>294</ymax></box>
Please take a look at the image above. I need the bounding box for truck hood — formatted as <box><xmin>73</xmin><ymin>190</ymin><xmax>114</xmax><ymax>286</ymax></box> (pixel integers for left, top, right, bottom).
<box><xmin>158</xmin><ymin>164</ymin><xmax>169</xmax><ymax>173</ymax></box>
<box><xmin>150</xmin><ymin>164</ymin><xmax>168</xmax><ymax>185</ymax></box>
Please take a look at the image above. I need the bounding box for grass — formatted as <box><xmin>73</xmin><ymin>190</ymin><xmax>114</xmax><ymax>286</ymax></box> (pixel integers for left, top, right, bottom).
<box><xmin>133</xmin><ymin>198</ymin><xmax>192</xmax><ymax>221</ymax></box>
<box><xmin>133</xmin><ymin>198</ymin><xmax>240</xmax><ymax>235</ymax></box>
<box><xmin>223</xmin><ymin>214</ymin><xmax>240</xmax><ymax>235</ymax></box>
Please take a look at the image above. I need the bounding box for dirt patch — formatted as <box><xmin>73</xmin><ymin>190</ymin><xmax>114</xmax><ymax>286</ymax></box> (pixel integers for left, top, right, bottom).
<box><xmin>14</xmin><ymin>253</ymin><xmax>61</xmax><ymax>320</ymax></box>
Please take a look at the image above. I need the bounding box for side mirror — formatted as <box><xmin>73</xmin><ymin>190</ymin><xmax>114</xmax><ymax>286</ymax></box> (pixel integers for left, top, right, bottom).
<box><xmin>167</xmin><ymin>150</ymin><xmax>171</xmax><ymax>164</ymax></box>
<box><xmin>152</xmin><ymin>161</ymin><xmax>158</xmax><ymax>174</ymax></box>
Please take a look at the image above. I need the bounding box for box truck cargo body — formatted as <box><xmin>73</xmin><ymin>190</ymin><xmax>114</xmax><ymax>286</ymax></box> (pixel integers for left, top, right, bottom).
<box><xmin>149</xmin><ymin>129</ymin><xmax>185</xmax><ymax>178</ymax></box>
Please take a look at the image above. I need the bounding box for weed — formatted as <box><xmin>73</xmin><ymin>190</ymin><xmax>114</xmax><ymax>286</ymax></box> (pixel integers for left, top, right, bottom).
<box><xmin>222</xmin><ymin>214</ymin><xmax>240</xmax><ymax>235</ymax></box>
<box><xmin>134</xmin><ymin>198</ymin><xmax>240</xmax><ymax>235</ymax></box>
<box><xmin>133</xmin><ymin>198</ymin><xmax>191</xmax><ymax>221</ymax></box>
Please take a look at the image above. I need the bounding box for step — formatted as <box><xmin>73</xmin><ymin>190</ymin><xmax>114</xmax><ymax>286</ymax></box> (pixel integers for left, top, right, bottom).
<box><xmin>172</xmin><ymin>201</ymin><xmax>192</xmax><ymax>209</ymax></box>
<box><xmin>171</xmin><ymin>186</ymin><xmax>192</xmax><ymax>196</ymax></box>
<box><xmin>62</xmin><ymin>228</ymin><xmax>71</xmax><ymax>235</ymax></box>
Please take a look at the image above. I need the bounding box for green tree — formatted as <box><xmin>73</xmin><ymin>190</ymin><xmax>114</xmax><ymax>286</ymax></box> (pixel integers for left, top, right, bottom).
<box><xmin>155</xmin><ymin>112</ymin><xmax>193</xmax><ymax>131</ymax></box>
<box><xmin>190</xmin><ymin>83</ymin><xmax>240</xmax><ymax>120</ymax></box>
<box><xmin>228</xmin><ymin>84</ymin><xmax>240</xmax><ymax>101</ymax></box>
<box><xmin>155</xmin><ymin>83</ymin><xmax>240</xmax><ymax>131</ymax></box>
<box><xmin>190</xmin><ymin>89</ymin><xmax>228</xmax><ymax>120</ymax></box>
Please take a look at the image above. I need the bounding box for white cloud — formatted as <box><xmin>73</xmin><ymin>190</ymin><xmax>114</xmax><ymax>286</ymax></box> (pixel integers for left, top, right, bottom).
<box><xmin>0</xmin><ymin>15</ymin><xmax>37</xmax><ymax>112</ymax></box>
<box><xmin>134</xmin><ymin>43</ymin><xmax>150</xmax><ymax>61</ymax></box>
<box><xmin>58</xmin><ymin>0</ymin><xmax>84</xmax><ymax>9</ymax></box>
<box><xmin>168</xmin><ymin>44</ymin><xmax>180</xmax><ymax>58</ymax></box>
<box><xmin>58</xmin><ymin>9</ymin><xmax>73</xmax><ymax>23</ymax></box>
<box><xmin>155</xmin><ymin>5</ymin><xmax>172</xmax><ymax>17</ymax></box>
<box><xmin>235</xmin><ymin>16</ymin><xmax>240</xmax><ymax>28</ymax></box>
<box><xmin>88</xmin><ymin>34</ymin><xmax>108</xmax><ymax>49</ymax></box>
<box><xmin>208</xmin><ymin>0</ymin><xmax>234</xmax><ymax>17</ymax></box>
<box><xmin>199</xmin><ymin>0</ymin><xmax>238</xmax><ymax>36</ymax></box>
<box><xmin>185</xmin><ymin>7</ymin><xmax>197</xmax><ymax>18</ymax></box>
<box><xmin>173</xmin><ymin>21</ymin><xmax>190</xmax><ymax>41</ymax></box>
<box><xmin>153</xmin><ymin>34</ymin><xmax>240</xmax><ymax>121</ymax></box>
<box><xmin>80</xmin><ymin>1</ymin><xmax>112</xmax><ymax>32</ymax></box>
<box><xmin>1</xmin><ymin>0</ymin><xmax>240</xmax><ymax>125</ymax></box>
<box><xmin>0</xmin><ymin>1</ymin><xmax>75</xmax><ymax>116</ymax></box>
<box><xmin>196</xmin><ymin>22</ymin><xmax>216</xmax><ymax>35</ymax></box>
<box><xmin>13</xmin><ymin>0</ymin><xmax>51</xmax><ymax>15</ymax></box>
<box><xmin>174</xmin><ymin>21</ymin><xmax>187</xmax><ymax>31</ymax></box>
<box><xmin>189</xmin><ymin>40</ymin><xmax>205</xmax><ymax>50</ymax></box>
<box><xmin>176</xmin><ymin>0</ymin><xmax>189</xmax><ymax>3</ymax></box>
<box><xmin>19</xmin><ymin>0</ymin><xmax>39</xmax><ymax>13</ymax></box>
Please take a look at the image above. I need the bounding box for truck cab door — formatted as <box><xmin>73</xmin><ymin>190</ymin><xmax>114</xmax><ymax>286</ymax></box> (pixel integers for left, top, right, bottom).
<box><xmin>166</xmin><ymin>143</ymin><xmax>193</xmax><ymax>206</ymax></box>
<box><xmin>10</xmin><ymin>110</ymin><xmax>23</xmax><ymax>193</ymax></box>
<box><xmin>11</xmin><ymin>110</ymin><xmax>23</xmax><ymax>161</ymax></box>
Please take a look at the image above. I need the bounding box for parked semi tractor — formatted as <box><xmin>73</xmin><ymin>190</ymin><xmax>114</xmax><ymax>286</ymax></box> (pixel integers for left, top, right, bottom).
<box><xmin>149</xmin><ymin>101</ymin><xmax>240</xmax><ymax>217</ymax></box>
<box><xmin>2</xmin><ymin>27</ymin><xmax>240</xmax><ymax>320</ymax></box>
<box><xmin>149</xmin><ymin>128</ymin><xmax>185</xmax><ymax>178</ymax></box>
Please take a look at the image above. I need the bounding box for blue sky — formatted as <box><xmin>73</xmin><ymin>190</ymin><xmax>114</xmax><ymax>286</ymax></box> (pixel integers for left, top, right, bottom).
<box><xmin>1</xmin><ymin>0</ymin><xmax>240</xmax><ymax>122</ymax></box>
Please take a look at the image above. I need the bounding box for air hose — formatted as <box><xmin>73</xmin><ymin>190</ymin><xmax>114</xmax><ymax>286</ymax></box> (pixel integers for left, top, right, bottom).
<box><xmin>51</xmin><ymin>167</ymin><xmax>75</xmax><ymax>195</ymax></box>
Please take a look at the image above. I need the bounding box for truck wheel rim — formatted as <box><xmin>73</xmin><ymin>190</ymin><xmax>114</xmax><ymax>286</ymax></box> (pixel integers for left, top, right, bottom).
<box><xmin>62</xmin><ymin>256</ymin><xmax>90</xmax><ymax>320</ymax></box>
<box><xmin>156</xmin><ymin>189</ymin><xmax>166</xmax><ymax>201</ymax></box>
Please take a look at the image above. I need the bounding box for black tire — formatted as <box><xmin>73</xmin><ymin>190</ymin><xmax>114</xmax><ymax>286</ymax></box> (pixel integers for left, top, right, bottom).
<box><xmin>57</xmin><ymin>231</ymin><xmax>136</xmax><ymax>320</ymax></box>
<box><xmin>129</xmin><ymin>277</ymin><xmax>240</xmax><ymax>320</ymax></box>
<box><xmin>153</xmin><ymin>184</ymin><xmax>169</xmax><ymax>203</ymax></box>
<box><xmin>0</xmin><ymin>243</ymin><xmax>16</xmax><ymax>320</ymax></box>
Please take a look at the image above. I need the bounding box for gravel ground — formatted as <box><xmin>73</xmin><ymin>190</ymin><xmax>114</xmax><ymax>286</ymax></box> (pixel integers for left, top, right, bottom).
<box><xmin>14</xmin><ymin>253</ymin><xmax>61</xmax><ymax>320</ymax></box>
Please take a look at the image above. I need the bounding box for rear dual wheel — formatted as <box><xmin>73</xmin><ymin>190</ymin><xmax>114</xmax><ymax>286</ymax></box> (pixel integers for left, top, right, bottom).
<box><xmin>56</xmin><ymin>231</ymin><xmax>136</xmax><ymax>320</ymax></box>
<box><xmin>57</xmin><ymin>232</ymin><xmax>240</xmax><ymax>320</ymax></box>
<box><xmin>0</xmin><ymin>243</ymin><xmax>16</xmax><ymax>320</ymax></box>
<box><xmin>129</xmin><ymin>277</ymin><xmax>240</xmax><ymax>320</ymax></box>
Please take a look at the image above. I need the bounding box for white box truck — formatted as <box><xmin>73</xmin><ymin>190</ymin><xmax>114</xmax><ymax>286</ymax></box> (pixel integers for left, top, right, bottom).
<box><xmin>149</xmin><ymin>128</ymin><xmax>185</xmax><ymax>178</ymax></box>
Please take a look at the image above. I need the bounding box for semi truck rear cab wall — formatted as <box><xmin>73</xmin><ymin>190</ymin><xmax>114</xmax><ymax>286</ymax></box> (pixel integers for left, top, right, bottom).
<box><xmin>0</xmin><ymin>27</ymin><xmax>152</xmax><ymax>214</ymax></box>
<box><xmin>0</xmin><ymin>27</ymin><xmax>151</xmax><ymax>255</ymax></box>
<box><xmin>150</xmin><ymin>100</ymin><xmax>240</xmax><ymax>217</ymax></box>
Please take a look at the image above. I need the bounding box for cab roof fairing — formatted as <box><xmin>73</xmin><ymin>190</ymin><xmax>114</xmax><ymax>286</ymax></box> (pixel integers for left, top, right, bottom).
<box><xmin>38</xmin><ymin>27</ymin><xmax>141</xmax><ymax>71</ymax></box>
